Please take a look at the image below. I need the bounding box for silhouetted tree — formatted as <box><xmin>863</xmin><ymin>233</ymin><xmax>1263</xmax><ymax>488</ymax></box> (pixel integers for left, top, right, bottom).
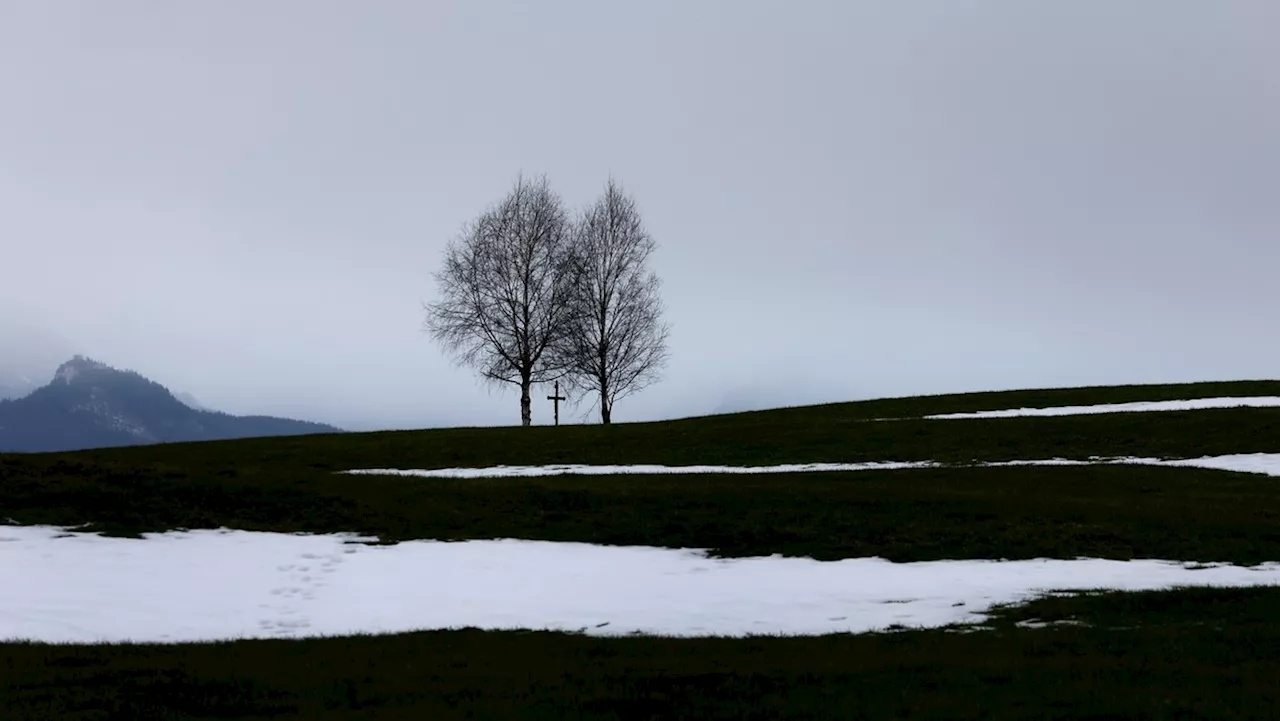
<box><xmin>424</xmin><ymin>175</ymin><xmax>575</xmax><ymax>426</ymax></box>
<box><xmin>556</xmin><ymin>179</ymin><xmax>669</xmax><ymax>424</ymax></box>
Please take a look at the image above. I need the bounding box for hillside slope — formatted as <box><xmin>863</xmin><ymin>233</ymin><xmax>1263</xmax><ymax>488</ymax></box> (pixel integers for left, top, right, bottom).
<box><xmin>0</xmin><ymin>356</ymin><xmax>339</xmax><ymax>452</ymax></box>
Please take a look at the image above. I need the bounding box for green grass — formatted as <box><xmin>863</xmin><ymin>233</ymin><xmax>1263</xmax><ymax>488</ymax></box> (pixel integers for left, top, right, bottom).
<box><xmin>4</xmin><ymin>402</ymin><xmax>1280</xmax><ymax>487</ymax></box>
<box><xmin>4</xmin><ymin>380</ymin><xmax>1280</xmax><ymax>718</ymax></box>
<box><xmin>7</xmin><ymin>380</ymin><xmax>1280</xmax><ymax>470</ymax></box>
<box><xmin>4</xmin><ymin>587</ymin><xmax>1279</xmax><ymax>720</ymax></box>
<box><xmin>5</xmin><ymin>464</ymin><xmax>1280</xmax><ymax>563</ymax></box>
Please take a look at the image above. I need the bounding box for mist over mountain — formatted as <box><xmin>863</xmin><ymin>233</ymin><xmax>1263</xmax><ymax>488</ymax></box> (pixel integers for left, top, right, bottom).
<box><xmin>0</xmin><ymin>356</ymin><xmax>340</xmax><ymax>453</ymax></box>
<box><xmin>0</xmin><ymin>374</ymin><xmax>37</xmax><ymax>401</ymax></box>
<box><xmin>0</xmin><ymin>314</ymin><xmax>75</xmax><ymax>401</ymax></box>
<box><xmin>174</xmin><ymin>391</ymin><xmax>210</xmax><ymax>412</ymax></box>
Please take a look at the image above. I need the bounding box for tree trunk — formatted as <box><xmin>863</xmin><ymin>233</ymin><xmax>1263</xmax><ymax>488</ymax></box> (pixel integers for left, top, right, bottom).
<box><xmin>520</xmin><ymin>377</ymin><xmax>532</xmax><ymax>427</ymax></box>
<box><xmin>598</xmin><ymin>370</ymin><xmax>610</xmax><ymax>425</ymax></box>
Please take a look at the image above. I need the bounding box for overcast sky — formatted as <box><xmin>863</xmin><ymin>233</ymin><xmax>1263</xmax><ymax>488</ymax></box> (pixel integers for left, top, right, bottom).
<box><xmin>2</xmin><ymin>1</ymin><xmax>1277</xmax><ymax>430</ymax></box>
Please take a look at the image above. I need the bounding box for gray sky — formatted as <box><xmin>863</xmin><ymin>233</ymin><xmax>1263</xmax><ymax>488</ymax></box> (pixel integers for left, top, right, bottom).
<box><xmin>2</xmin><ymin>1</ymin><xmax>1277</xmax><ymax>430</ymax></box>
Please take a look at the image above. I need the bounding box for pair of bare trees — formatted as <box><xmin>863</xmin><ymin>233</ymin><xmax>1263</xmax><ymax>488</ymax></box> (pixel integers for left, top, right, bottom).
<box><xmin>424</xmin><ymin>175</ymin><xmax>669</xmax><ymax>426</ymax></box>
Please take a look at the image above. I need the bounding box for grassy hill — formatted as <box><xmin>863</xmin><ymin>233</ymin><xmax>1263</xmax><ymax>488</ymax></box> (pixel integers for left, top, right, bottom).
<box><xmin>4</xmin><ymin>379</ymin><xmax>1280</xmax><ymax>719</ymax></box>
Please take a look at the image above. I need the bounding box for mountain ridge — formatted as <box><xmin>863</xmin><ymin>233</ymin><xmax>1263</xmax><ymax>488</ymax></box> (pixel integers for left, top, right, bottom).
<box><xmin>0</xmin><ymin>356</ymin><xmax>341</xmax><ymax>453</ymax></box>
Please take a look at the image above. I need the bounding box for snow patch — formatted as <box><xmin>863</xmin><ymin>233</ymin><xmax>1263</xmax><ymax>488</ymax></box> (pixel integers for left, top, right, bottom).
<box><xmin>341</xmin><ymin>454</ymin><xmax>1280</xmax><ymax>480</ymax></box>
<box><xmin>343</xmin><ymin>461</ymin><xmax>938</xmax><ymax>479</ymax></box>
<box><xmin>2</xmin><ymin>525</ymin><xmax>1278</xmax><ymax>643</ymax></box>
<box><xmin>924</xmin><ymin>396</ymin><xmax>1280</xmax><ymax>420</ymax></box>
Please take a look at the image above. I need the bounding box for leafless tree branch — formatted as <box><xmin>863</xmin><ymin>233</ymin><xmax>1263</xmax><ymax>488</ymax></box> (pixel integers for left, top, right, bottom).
<box><xmin>423</xmin><ymin>174</ymin><xmax>575</xmax><ymax>426</ymax></box>
<box><xmin>553</xmin><ymin>178</ymin><xmax>670</xmax><ymax>424</ymax></box>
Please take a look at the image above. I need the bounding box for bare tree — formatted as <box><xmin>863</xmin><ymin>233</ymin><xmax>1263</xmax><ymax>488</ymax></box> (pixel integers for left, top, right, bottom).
<box><xmin>557</xmin><ymin>179</ymin><xmax>670</xmax><ymax>424</ymax></box>
<box><xmin>424</xmin><ymin>175</ymin><xmax>575</xmax><ymax>426</ymax></box>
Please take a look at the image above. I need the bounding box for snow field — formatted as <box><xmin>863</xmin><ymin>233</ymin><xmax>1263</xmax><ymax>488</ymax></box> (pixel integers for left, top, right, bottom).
<box><xmin>3</xmin><ymin>525</ymin><xmax>1278</xmax><ymax>644</ymax></box>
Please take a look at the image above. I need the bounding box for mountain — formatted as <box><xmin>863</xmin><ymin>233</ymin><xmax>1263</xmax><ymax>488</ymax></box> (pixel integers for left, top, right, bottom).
<box><xmin>0</xmin><ymin>356</ymin><xmax>341</xmax><ymax>453</ymax></box>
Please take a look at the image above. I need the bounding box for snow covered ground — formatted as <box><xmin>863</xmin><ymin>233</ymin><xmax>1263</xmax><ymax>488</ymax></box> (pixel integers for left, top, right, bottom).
<box><xmin>344</xmin><ymin>461</ymin><xmax>938</xmax><ymax>479</ymax></box>
<box><xmin>342</xmin><ymin>453</ymin><xmax>1280</xmax><ymax>479</ymax></box>
<box><xmin>923</xmin><ymin>396</ymin><xmax>1280</xmax><ymax>419</ymax></box>
<box><xmin>3</xmin><ymin>524</ymin><xmax>1279</xmax><ymax>644</ymax></box>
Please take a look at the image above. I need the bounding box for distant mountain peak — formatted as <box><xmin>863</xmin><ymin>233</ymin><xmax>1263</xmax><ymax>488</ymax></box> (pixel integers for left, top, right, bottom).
<box><xmin>1</xmin><ymin>356</ymin><xmax>341</xmax><ymax>452</ymax></box>
<box><xmin>54</xmin><ymin>355</ymin><xmax>113</xmax><ymax>384</ymax></box>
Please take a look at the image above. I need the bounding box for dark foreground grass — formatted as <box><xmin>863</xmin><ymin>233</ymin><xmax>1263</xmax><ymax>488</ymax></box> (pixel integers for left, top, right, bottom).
<box><xmin>4</xmin><ymin>586</ymin><xmax>1279</xmax><ymax>720</ymax></box>
<box><xmin>5</xmin><ymin>463</ymin><xmax>1280</xmax><ymax>563</ymax></box>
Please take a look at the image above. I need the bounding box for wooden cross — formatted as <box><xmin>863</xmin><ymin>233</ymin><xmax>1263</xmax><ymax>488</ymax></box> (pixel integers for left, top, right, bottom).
<box><xmin>546</xmin><ymin>381</ymin><xmax>567</xmax><ymax>426</ymax></box>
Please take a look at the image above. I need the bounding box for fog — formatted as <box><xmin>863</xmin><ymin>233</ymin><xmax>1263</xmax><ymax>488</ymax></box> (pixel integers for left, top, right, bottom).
<box><xmin>2</xmin><ymin>1</ymin><xmax>1276</xmax><ymax>429</ymax></box>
